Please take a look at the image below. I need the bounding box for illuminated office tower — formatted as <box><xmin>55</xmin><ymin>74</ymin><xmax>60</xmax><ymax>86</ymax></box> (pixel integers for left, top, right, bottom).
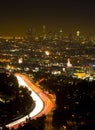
<box><xmin>76</xmin><ymin>30</ymin><xmax>80</xmax><ymax>41</ymax></box>
<box><xmin>59</xmin><ymin>29</ymin><xmax>63</xmax><ymax>40</ymax></box>
<box><xmin>42</xmin><ymin>25</ymin><xmax>46</xmax><ymax>39</ymax></box>
<box><xmin>68</xmin><ymin>33</ymin><xmax>73</xmax><ymax>42</ymax></box>
<box><xmin>27</xmin><ymin>27</ymin><xmax>36</xmax><ymax>40</ymax></box>
<box><xmin>48</xmin><ymin>31</ymin><xmax>53</xmax><ymax>40</ymax></box>
<box><xmin>76</xmin><ymin>30</ymin><xmax>80</xmax><ymax>37</ymax></box>
<box><xmin>43</xmin><ymin>25</ymin><xmax>46</xmax><ymax>34</ymax></box>
<box><xmin>27</xmin><ymin>28</ymin><xmax>33</xmax><ymax>41</ymax></box>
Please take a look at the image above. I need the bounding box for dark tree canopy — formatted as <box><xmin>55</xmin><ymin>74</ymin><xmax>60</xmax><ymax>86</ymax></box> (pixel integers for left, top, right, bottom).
<box><xmin>0</xmin><ymin>72</ymin><xmax>34</xmax><ymax>127</ymax></box>
<box><xmin>0</xmin><ymin>72</ymin><xmax>19</xmax><ymax>102</ymax></box>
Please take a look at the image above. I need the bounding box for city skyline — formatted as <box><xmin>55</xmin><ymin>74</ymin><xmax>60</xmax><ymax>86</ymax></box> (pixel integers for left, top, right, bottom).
<box><xmin>0</xmin><ymin>0</ymin><xmax>95</xmax><ymax>36</ymax></box>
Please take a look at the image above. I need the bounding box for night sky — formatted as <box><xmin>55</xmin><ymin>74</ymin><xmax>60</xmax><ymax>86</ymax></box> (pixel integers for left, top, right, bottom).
<box><xmin>0</xmin><ymin>0</ymin><xmax>95</xmax><ymax>36</ymax></box>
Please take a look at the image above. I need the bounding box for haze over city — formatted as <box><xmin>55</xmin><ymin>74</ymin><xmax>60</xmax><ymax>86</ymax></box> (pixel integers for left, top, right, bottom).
<box><xmin>0</xmin><ymin>0</ymin><xmax>95</xmax><ymax>36</ymax></box>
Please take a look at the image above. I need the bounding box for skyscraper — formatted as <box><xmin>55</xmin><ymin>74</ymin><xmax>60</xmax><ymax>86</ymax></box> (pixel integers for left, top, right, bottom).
<box><xmin>42</xmin><ymin>25</ymin><xmax>46</xmax><ymax>39</ymax></box>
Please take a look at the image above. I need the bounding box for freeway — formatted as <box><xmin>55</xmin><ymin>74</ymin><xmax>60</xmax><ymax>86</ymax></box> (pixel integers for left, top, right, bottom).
<box><xmin>5</xmin><ymin>73</ymin><xmax>54</xmax><ymax>129</ymax></box>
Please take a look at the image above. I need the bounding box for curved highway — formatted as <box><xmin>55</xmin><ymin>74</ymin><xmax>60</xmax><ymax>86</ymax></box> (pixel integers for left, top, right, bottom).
<box><xmin>5</xmin><ymin>73</ymin><xmax>54</xmax><ymax>129</ymax></box>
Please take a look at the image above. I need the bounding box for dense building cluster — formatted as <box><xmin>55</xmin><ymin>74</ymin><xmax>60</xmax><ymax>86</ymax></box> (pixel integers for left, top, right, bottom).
<box><xmin>0</xmin><ymin>29</ymin><xmax>95</xmax><ymax>80</ymax></box>
<box><xmin>0</xmin><ymin>28</ymin><xmax>95</xmax><ymax>129</ymax></box>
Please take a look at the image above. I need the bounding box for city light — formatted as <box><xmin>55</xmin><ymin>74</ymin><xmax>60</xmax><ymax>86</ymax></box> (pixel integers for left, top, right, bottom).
<box><xmin>67</xmin><ymin>58</ymin><xmax>72</xmax><ymax>68</ymax></box>
<box><xmin>45</xmin><ymin>51</ymin><xmax>50</xmax><ymax>56</ymax></box>
<box><xmin>18</xmin><ymin>57</ymin><xmax>23</xmax><ymax>64</ymax></box>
